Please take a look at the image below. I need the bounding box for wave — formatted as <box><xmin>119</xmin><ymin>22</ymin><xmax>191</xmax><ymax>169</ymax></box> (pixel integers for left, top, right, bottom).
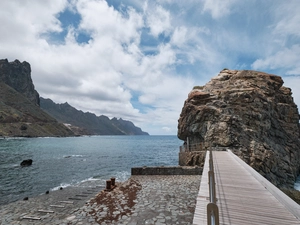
<box><xmin>50</xmin><ymin>177</ymin><xmax>104</xmax><ymax>191</ymax></box>
<box><xmin>63</xmin><ymin>155</ymin><xmax>84</xmax><ymax>158</ymax></box>
<box><xmin>294</xmin><ymin>177</ymin><xmax>300</xmax><ymax>191</ymax></box>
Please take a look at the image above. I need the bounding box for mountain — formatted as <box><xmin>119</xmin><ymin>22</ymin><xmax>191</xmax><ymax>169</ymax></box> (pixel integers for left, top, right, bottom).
<box><xmin>0</xmin><ymin>82</ymin><xmax>74</xmax><ymax>137</ymax></box>
<box><xmin>40</xmin><ymin>97</ymin><xmax>149</xmax><ymax>135</ymax></box>
<box><xmin>0</xmin><ymin>58</ymin><xmax>148</xmax><ymax>137</ymax></box>
<box><xmin>0</xmin><ymin>59</ymin><xmax>40</xmax><ymax>105</ymax></box>
<box><xmin>0</xmin><ymin>59</ymin><xmax>74</xmax><ymax>137</ymax></box>
<box><xmin>178</xmin><ymin>69</ymin><xmax>300</xmax><ymax>189</ymax></box>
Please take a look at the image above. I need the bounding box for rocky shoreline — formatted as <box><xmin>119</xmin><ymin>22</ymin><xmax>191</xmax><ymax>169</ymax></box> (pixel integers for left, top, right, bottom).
<box><xmin>0</xmin><ymin>175</ymin><xmax>201</xmax><ymax>225</ymax></box>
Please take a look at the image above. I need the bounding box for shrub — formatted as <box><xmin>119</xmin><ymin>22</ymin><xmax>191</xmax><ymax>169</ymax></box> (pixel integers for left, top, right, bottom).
<box><xmin>20</xmin><ymin>124</ymin><xmax>28</xmax><ymax>131</ymax></box>
<box><xmin>193</xmin><ymin>86</ymin><xmax>204</xmax><ymax>90</ymax></box>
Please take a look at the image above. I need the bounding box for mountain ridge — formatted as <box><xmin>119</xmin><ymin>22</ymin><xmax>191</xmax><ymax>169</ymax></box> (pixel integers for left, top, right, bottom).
<box><xmin>40</xmin><ymin>97</ymin><xmax>149</xmax><ymax>135</ymax></box>
<box><xmin>0</xmin><ymin>82</ymin><xmax>74</xmax><ymax>137</ymax></box>
<box><xmin>0</xmin><ymin>58</ymin><xmax>149</xmax><ymax>137</ymax></box>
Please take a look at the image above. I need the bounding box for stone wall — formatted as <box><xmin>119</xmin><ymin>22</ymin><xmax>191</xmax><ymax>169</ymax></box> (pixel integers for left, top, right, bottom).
<box><xmin>131</xmin><ymin>166</ymin><xmax>202</xmax><ymax>175</ymax></box>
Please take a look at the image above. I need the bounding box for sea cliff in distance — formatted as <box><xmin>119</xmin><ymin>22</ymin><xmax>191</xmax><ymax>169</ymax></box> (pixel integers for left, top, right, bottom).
<box><xmin>0</xmin><ymin>59</ymin><xmax>148</xmax><ymax>137</ymax></box>
<box><xmin>40</xmin><ymin>97</ymin><xmax>149</xmax><ymax>136</ymax></box>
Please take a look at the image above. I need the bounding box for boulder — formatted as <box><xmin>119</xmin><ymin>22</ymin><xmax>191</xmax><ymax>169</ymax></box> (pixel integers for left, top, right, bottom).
<box><xmin>20</xmin><ymin>159</ymin><xmax>33</xmax><ymax>167</ymax></box>
<box><xmin>178</xmin><ymin>69</ymin><xmax>300</xmax><ymax>188</ymax></box>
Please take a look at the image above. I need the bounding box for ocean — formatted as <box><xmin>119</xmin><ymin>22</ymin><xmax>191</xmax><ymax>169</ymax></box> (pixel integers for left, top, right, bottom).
<box><xmin>1</xmin><ymin>135</ymin><xmax>300</xmax><ymax>206</ymax></box>
<box><xmin>0</xmin><ymin>135</ymin><xmax>182</xmax><ymax>205</ymax></box>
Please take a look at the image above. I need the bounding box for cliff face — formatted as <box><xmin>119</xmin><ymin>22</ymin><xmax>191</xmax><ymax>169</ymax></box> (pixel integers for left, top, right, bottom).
<box><xmin>0</xmin><ymin>82</ymin><xmax>74</xmax><ymax>137</ymax></box>
<box><xmin>0</xmin><ymin>59</ymin><xmax>40</xmax><ymax>105</ymax></box>
<box><xmin>40</xmin><ymin>97</ymin><xmax>149</xmax><ymax>135</ymax></box>
<box><xmin>178</xmin><ymin>69</ymin><xmax>300</xmax><ymax>188</ymax></box>
<box><xmin>0</xmin><ymin>59</ymin><xmax>74</xmax><ymax>137</ymax></box>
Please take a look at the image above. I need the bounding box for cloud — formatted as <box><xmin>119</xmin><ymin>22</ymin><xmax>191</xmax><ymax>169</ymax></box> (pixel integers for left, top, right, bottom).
<box><xmin>202</xmin><ymin>0</ymin><xmax>239</xmax><ymax>19</ymax></box>
<box><xmin>252</xmin><ymin>45</ymin><xmax>300</xmax><ymax>75</ymax></box>
<box><xmin>77</xmin><ymin>0</ymin><xmax>143</xmax><ymax>44</ymax></box>
<box><xmin>283</xmin><ymin>76</ymin><xmax>300</xmax><ymax>109</ymax></box>
<box><xmin>251</xmin><ymin>2</ymin><xmax>300</xmax><ymax>76</ymax></box>
<box><xmin>0</xmin><ymin>1</ymin><xmax>66</xmax><ymax>45</ymax></box>
<box><xmin>272</xmin><ymin>1</ymin><xmax>300</xmax><ymax>38</ymax></box>
<box><xmin>144</xmin><ymin>3</ymin><xmax>172</xmax><ymax>37</ymax></box>
<box><xmin>0</xmin><ymin>0</ymin><xmax>299</xmax><ymax>135</ymax></box>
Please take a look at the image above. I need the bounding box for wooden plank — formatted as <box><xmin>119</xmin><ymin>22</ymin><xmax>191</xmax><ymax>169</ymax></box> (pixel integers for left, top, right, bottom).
<box><xmin>37</xmin><ymin>209</ymin><xmax>55</xmax><ymax>213</ymax></box>
<box><xmin>193</xmin><ymin>150</ymin><xmax>300</xmax><ymax>225</ymax></box>
<box><xmin>50</xmin><ymin>205</ymin><xmax>65</xmax><ymax>208</ymax></box>
<box><xmin>22</xmin><ymin>216</ymin><xmax>41</xmax><ymax>220</ymax></box>
<box><xmin>59</xmin><ymin>200</ymin><xmax>74</xmax><ymax>204</ymax></box>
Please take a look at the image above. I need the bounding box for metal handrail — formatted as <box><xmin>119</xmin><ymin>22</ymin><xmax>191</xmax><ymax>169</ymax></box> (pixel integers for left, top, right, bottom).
<box><xmin>179</xmin><ymin>142</ymin><xmax>206</xmax><ymax>152</ymax></box>
<box><xmin>207</xmin><ymin>149</ymin><xmax>219</xmax><ymax>225</ymax></box>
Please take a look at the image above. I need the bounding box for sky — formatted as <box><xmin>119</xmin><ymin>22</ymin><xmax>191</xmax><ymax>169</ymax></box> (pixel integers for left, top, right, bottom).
<box><xmin>0</xmin><ymin>0</ymin><xmax>299</xmax><ymax>135</ymax></box>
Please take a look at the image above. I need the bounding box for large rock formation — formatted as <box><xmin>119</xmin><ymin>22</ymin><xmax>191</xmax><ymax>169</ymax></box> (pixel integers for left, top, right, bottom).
<box><xmin>0</xmin><ymin>59</ymin><xmax>39</xmax><ymax>105</ymax></box>
<box><xmin>178</xmin><ymin>69</ymin><xmax>300</xmax><ymax>188</ymax></box>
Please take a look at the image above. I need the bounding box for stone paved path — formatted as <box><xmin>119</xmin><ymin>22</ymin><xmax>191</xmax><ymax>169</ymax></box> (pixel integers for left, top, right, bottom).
<box><xmin>0</xmin><ymin>175</ymin><xmax>201</xmax><ymax>225</ymax></box>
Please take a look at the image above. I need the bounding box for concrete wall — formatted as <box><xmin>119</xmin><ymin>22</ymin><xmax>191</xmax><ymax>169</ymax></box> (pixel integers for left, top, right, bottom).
<box><xmin>131</xmin><ymin>166</ymin><xmax>202</xmax><ymax>175</ymax></box>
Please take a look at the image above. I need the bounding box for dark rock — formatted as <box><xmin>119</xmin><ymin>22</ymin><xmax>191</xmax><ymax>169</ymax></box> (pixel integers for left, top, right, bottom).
<box><xmin>20</xmin><ymin>159</ymin><xmax>33</xmax><ymax>167</ymax></box>
<box><xmin>0</xmin><ymin>59</ymin><xmax>39</xmax><ymax>105</ymax></box>
<box><xmin>23</xmin><ymin>197</ymin><xmax>28</xmax><ymax>200</ymax></box>
<box><xmin>178</xmin><ymin>69</ymin><xmax>300</xmax><ymax>189</ymax></box>
<box><xmin>45</xmin><ymin>190</ymin><xmax>49</xmax><ymax>194</ymax></box>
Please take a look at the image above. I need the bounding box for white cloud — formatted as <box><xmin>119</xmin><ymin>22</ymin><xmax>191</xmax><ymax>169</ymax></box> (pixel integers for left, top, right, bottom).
<box><xmin>0</xmin><ymin>0</ymin><xmax>66</xmax><ymax>45</ymax></box>
<box><xmin>283</xmin><ymin>76</ymin><xmax>300</xmax><ymax>110</ymax></box>
<box><xmin>251</xmin><ymin>2</ymin><xmax>300</xmax><ymax>76</ymax></box>
<box><xmin>77</xmin><ymin>0</ymin><xmax>143</xmax><ymax>44</ymax></box>
<box><xmin>273</xmin><ymin>1</ymin><xmax>300</xmax><ymax>38</ymax></box>
<box><xmin>145</xmin><ymin>4</ymin><xmax>172</xmax><ymax>37</ymax></box>
<box><xmin>252</xmin><ymin>45</ymin><xmax>300</xmax><ymax>75</ymax></box>
<box><xmin>0</xmin><ymin>0</ymin><xmax>299</xmax><ymax>135</ymax></box>
<box><xmin>162</xmin><ymin>126</ymin><xmax>171</xmax><ymax>132</ymax></box>
<box><xmin>202</xmin><ymin>0</ymin><xmax>238</xmax><ymax>19</ymax></box>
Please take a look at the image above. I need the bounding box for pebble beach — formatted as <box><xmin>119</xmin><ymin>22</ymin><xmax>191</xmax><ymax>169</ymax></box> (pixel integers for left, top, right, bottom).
<box><xmin>0</xmin><ymin>175</ymin><xmax>201</xmax><ymax>225</ymax></box>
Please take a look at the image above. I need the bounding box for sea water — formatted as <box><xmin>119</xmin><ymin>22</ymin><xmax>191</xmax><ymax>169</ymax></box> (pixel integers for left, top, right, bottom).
<box><xmin>0</xmin><ymin>135</ymin><xmax>182</xmax><ymax>205</ymax></box>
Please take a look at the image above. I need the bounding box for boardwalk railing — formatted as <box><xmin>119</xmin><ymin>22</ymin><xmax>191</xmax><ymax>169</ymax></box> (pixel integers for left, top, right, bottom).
<box><xmin>179</xmin><ymin>143</ymin><xmax>205</xmax><ymax>152</ymax></box>
<box><xmin>207</xmin><ymin>150</ymin><xmax>219</xmax><ymax>225</ymax></box>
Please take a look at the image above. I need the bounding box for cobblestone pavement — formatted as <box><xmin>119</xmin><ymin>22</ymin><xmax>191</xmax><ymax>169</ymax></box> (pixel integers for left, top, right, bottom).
<box><xmin>0</xmin><ymin>175</ymin><xmax>201</xmax><ymax>225</ymax></box>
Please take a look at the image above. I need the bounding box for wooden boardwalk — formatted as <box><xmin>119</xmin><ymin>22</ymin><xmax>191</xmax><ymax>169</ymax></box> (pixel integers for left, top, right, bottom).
<box><xmin>193</xmin><ymin>150</ymin><xmax>300</xmax><ymax>225</ymax></box>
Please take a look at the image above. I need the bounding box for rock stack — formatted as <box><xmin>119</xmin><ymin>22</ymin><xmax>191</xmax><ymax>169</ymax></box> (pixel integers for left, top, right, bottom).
<box><xmin>178</xmin><ymin>69</ymin><xmax>300</xmax><ymax>188</ymax></box>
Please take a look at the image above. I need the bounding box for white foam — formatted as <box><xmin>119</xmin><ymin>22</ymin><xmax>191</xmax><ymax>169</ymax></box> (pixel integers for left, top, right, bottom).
<box><xmin>294</xmin><ymin>177</ymin><xmax>300</xmax><ymax>191</ymax></box>
<box><xmin>114</xmin><ymin>171</ymin><xmax>131</xmax><ymax>182</ymax></box>
<box><xmin>51</xmin><ymin>183</ymin><xmax>73</xmax><ymax>191</ymax></box>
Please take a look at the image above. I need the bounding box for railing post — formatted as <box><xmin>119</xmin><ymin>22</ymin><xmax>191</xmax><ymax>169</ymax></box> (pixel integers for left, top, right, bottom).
<box><xmin>207</xmin><ymin>148</ymin><xmax>219</xmax><ymax>225</ymax></box>
<box><xmin>207</xmin><ymin>203</ymin><xmax>219</xmax><ymax>225</ymax></box>
<box><xmin>208</xmin><ymin>171</ymin><xmax>217</xmax><ymax>203</ymax></box>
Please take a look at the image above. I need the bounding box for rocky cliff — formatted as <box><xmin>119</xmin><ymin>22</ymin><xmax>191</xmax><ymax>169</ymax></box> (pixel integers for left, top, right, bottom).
<box><xmin>40</xmin><ymin>97</ymin><xmax>149</xmax><ymax>135</ymax></box>
<box><xmin>0</xmin><ymin>59</ymin><xmax>40</xmax><ymax>105</ymax></box>
<box><xmin>178</xmin><ymin>69</ymin><xmax>300</xmax><ymax>188</ymax></box>
<box><xmin>0</xmin><ymin>59</ymin><xmax>74</xmax><ymax>137</ymax></box>
<box><xmin>0</xmin><ymin>82</ymin><xmax>74</xmax><ymax>137</ymax></box>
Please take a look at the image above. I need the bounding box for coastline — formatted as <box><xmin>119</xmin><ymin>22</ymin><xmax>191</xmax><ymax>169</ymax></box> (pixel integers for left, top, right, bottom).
<box><xmin>0</xmin><ymin>175</ymin><xmax>201</xmax><ymax>225</ymax></box>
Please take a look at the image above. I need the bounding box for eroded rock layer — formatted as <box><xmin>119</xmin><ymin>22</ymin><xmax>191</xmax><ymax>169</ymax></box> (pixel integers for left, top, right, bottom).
<box><xmin>178</xmin><ymin>69</ymin><xmax>300</xmax><ymax>188</ymax></box>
